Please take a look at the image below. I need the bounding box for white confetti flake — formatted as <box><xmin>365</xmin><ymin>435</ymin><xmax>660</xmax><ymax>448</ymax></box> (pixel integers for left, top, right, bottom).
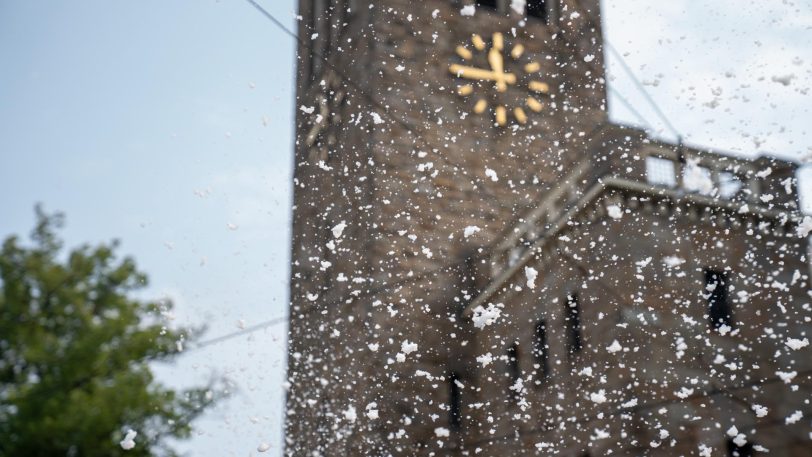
<box><xmin>797</xmin><ymin>216</ymin><xmax>812</xmax><ymax>237</ymax></box>
<box><xmin>662</xmin><ymin>255</ymin><xmax>685</xmax><ymax>268</ymax></box>
<box><xmin>607</xmin><ymin>204</ymin><xmax>622</xmax><ymax>219</ymax></box>
<box><xmin>592</xmin><ymin>428</ymin><xmax>610</xmax><ymax>440</ymax></box>
<box><xmin>476</xmin><ymin>352</ymin><xmax>494</xmax><ymax>367</ymax></box>
<box><xmin>675</xmin><ymin>387</ymin><xmax>694</xmax><ymax>399</ymax></box>
<box><xmin>785</xmin><ymin>337</ymin><xmax>809</xmax><ymax>350</ymax></box>
<box><xmin>460</xmin><ymin>5</ymin><xmax>476</xmax><ymax>16</ymax></box>
<box><xmin>786</xmin><ymin>410</ymin><xmax>803</xmax><ymax>424</ymax></box>
<box><xmin>733</xmin><ymin>434</ymin><xmax>748</xmax><ymax>447</ymax></box>
<box><xmin>257</xmin><ymin>443</ymin><xmax>271</xmax><ymax>452</ymax></box>
<box><xmin>366</xmin><ymin>402</ymin><xmax>379</xmax><ymax>420</ymax></box>
<box><xmin>606</xmin><ymin>340</ymin><xmax>623</xmax><ymax>353</ymax></box>
<box><xmin>485</xmin><ymin>167</ymin><xmax>499</xmax><ymax>182</ymax></box>
<box><xmin>752</xmin><ymin>404</ymin><xmax>768</xmax><ymax>417</ymax></box>
<box><xmin>343</xmin><ymin>405</ymin><xmax>357</xmax><ymax>423</ymax></box>
<box><xmin>331</xmin><ymin>221</ymin><xmax>347</xmax><ymax>238</ymax></box>
<box><xmin>120</xmin><ymin>429</ymin><xmax>137</xmax><ymax>450</ymax></box>
<box><xmin>589</xmin><ymin>390</ymin><xmax>607</xmax><ymax>404</ymax></box>
<box><xmin>370</xmin><ymin>112</ymin><xmax>385</xmax><ymax>124</ymax></box>
<box><xmin>299</xmin><ymin>105</ymin><xmax>315</xmax><ymax>114</ymax></box>
<box><xmin>463</xmin><ymin>225</ymin><xmax>481</xmax><ymax>238</ymax></box>
<box><xmin>771</xmin><ymin>74</ymin><xmax>795</xmax><ymax>86</ymax></box>
<box><xmin>435</xmin><ymin>427</ymin><xmax>450</xmax><ymax>437</ymax></box>
<box><xmin>510</xmin><ymin>0</ymin><xmax>526</xmax><ymax>14</ymax></box>
<box><xmin>525</xmin><ymin>266</ymin><xmax>538</xmax><ymax>289</ymax></box>
<box><xmin>777</xmin><ymin>370</ymin><xmax>797</xmax><ymax>383</ymax></box>
<box><xmin>401</xmin><ymin>340</ymin><xmax>418</xmax><ymax>354</ymax></box>
<box><xmin>471</xmin><ymin>303</ymin><xmax>502</xmax><ymax>329</ymax></box>
<box><xmin>683</xmin><ymin>158</ymin><xmax>714</xmax><ymax>195</ymax></box>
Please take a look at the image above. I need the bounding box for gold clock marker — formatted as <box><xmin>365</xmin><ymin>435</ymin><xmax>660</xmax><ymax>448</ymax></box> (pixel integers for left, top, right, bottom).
<box><xmin>492</xmin><ymin>32</ymin><xmax>504</xmax><ymax>51</ymax></box>
<box><xmin>527</xmin><ymin>97</ymin><xmax>543</xmax><ymax>112</ymax></box>
<box><xmin>471</xmin><ymin>34</ymin><xmax>486</xmax><ymax>51</ymax></box>
<box><xmin>514</xmin><ymin>107</ymin><xmax>528</xmax><ymax>124</ymax></box>
<box><xmin>524</xmin><ymin>62</ymin><xmax>541</xmax><ymax>73</ymax></box>
<box><xmin>529</xmin><ymin>81</ymin><xmax>550</xmax><ymax>93</ymax></box>
<box><xmin>458</xmin><ymin>84</ymin><xmax>474</xmax><ymax>96</ymax></box>
<box><xmin>511</xmin><ymin>44</ymin><xmax>525</xmax><ymax>59</ymax></box>
<box><xmin>474</xmin><ymin>99</ymin><xmax>488</xmax><ymax>114</ymax></box>
<box><xmin>456</xmin><ymin>46</ymin><xmax>473</xmax><ymax>60</ymax></box>
<box><xmin>495</xmin><ymin>106</ymin><xmax>507</xmax><ymax>126</ymax></box>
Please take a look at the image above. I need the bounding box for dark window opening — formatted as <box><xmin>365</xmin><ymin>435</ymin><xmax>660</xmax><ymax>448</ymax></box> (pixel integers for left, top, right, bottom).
<box><xmin>332</xmin><ymin>2</ymin><xmax>347</xmax><ymax>37</ymax></box>
<box><xmin>455</xmin><ymin>254</ymin><xmax>479</xmax><ymax>317</ymax></box>
<box><xmin>527</xmin><ymin>0</ymin><xmax>547</xmax><ymax>21</ymax></box>
<box><xmin>705</xmin><ymin>270</ymin><xmax>732</xmax><ymax>329</ymax></box>
<box><xmin>506</xmin><ymin>343</ymin><xmax>521</xmax><ymax>391</ymax></box>
<box><xmin>476</xmin><ymin>0</ymin><xmax>498</xmax><ymax>10</ymax></box>
<box><xmin>532</xmin><ymin>320</ymin><xmax>549</xmax><ymax>379</ymax></box>
<box><xmin>308</xmin><ymin>0</ymin><xmax>329</xmax><ymax>81</ymax></box>
<box><xmin>449</xmin><ymin>372</ymin><xmax>462</xmax><ymax>430</ymax></box>
<box><xmin>727</xmin><ymin>438</ymin><xmax>754</xmax><ymax>457</ymax></box>
<box><xmin>565</xmin><ymin>294</ymin><xmax>582</xmax><ymax>354</ymax></box>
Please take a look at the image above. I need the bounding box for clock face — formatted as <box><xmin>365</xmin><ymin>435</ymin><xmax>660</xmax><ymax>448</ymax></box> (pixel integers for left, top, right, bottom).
<box><xmin>449</xmin><ymin>32</ymin><xmax>550</xmax><ymax>127</ymax></box>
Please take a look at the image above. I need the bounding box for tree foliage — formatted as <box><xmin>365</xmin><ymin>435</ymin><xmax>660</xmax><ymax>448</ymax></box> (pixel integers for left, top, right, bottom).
<box><xmin>0</xmin><ymin>207</ymin><xmax>215</xmax><ymax>457</ymax></box>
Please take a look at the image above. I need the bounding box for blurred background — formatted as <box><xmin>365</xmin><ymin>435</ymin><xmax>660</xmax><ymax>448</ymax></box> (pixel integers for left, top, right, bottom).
<box><xmin>0</xmin><ymin>0</ymin><xmax>809</xmax><ymax>455</ymax></box>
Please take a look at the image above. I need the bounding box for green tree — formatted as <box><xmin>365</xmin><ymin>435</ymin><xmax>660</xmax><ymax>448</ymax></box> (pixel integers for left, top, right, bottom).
<box><xmin>0</xmin><ymin>207</ymin><xmax>217</xmax><ymax>457</ymax></box>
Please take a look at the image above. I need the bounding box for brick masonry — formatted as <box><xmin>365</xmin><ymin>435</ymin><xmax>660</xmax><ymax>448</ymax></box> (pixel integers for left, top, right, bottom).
<box><xmin>285</xmin><ymin>1</ymin><xmax>812</xmax><ymax>455</ymax></box>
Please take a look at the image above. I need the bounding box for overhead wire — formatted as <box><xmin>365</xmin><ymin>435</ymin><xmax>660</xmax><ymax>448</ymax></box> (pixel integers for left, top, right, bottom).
<box><xmin>605</xmin><ymin>42</ymin><xmax>681</xmax><ymax>140</ymax></box>
<box><xmin>567</xmin><ymin>0</ymin><xmax>681</xmax><ymax>139</ymax></box>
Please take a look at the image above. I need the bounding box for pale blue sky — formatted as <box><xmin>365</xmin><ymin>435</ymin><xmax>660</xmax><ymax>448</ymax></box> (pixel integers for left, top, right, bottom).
<box><xmin>1</xmin><ymin>1</ymin><xmax>810</xmax><ymax>456</ymax></box>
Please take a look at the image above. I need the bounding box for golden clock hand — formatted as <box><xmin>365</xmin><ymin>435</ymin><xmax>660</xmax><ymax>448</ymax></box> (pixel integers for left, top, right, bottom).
<box><xmin>488</xmin><ymin>47</ymin><xmax>507</xmax><ymax>92</ymax></box>
<box><xmin>449</xmin><ymin>64</ymin><xmax>498</xmax><ymax>81</ymax></box>
<box><xmin>449</xmin><ymin>64</ymin><xmax>517</xmax><ymax>86</ymax></box>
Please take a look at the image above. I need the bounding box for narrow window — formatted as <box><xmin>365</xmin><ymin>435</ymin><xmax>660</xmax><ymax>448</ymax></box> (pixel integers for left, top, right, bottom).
<box><xmin>705</xmin><ymin>270</ymin><xmax>732</xmax><ymax>329</ymax></box>
<box><xmin>456</xmin><ymin>254</ymin><xmax>479</xmax><ymax>316</ymax></box>
<box><xmin>527</xmin><ymin>0</ymin><xmax>547</xmax><ymax>21</ymax></box>
<box><xmin>727</xmin><ymin>438</ymin><xmax>753</xmax><ymax>457</ymax></box>
<box><xmin>309</xmin><ymin>0</ymin><xmax>329</xmax><ymax>81</ymax></box>
<box><xmin>565</xmin><ymin>294</ymin><xmax>582</xmax><ymax>354</ymax></box>
<box><xmin>476</xmin><ymin>0</ymin><xmax>498</xmax><ymax>10</ymax></box>
<box><xmin>449</xmin><ymin>372</ymin><xmax>462</xmax><ymax>430</ymax></box>
<box><xmin>320</xmin><ymin>218</ymin><xmax>336</xmax><ymax>289</ymax></box>
<box><xmin>718</xmin><ymin>171</ymin><xmax>743</xmax><ymax>199</ymax></box>
<box><xmin>646</xmin><ymin>156</ymin><xmax>677</xmax><ymax>188</ymax></box>
<box><xmin>506</xmin><ymin>343</ymin><xmax>521</xmax><ymax>390</ymax></box>
<box><xmin>532</xmin><ymin>320</ymin><xmax>549</xmax><ymax>379</ymax></box>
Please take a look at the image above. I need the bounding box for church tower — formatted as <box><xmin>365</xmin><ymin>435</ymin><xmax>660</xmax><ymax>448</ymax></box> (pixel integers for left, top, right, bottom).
<box><xmin>287</xmin><ymin>0</ymin><xmax>611</xmax><ymax>454</ymax></box>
